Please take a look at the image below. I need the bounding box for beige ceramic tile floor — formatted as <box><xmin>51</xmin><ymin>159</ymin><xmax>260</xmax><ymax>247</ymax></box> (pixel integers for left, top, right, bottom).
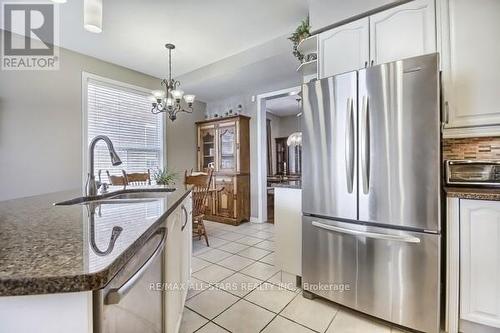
<box><xmin>185</xmin><ymin>221</ymin><xmax>409</xmax><ymax>333</ymax></box>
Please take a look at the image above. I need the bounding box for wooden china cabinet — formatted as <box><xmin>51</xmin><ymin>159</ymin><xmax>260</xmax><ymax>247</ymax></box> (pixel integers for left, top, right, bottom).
<box><xmin>196</xmin><ymin>115</ymin><xmax>250</xmax><ymax>225</ymax></box>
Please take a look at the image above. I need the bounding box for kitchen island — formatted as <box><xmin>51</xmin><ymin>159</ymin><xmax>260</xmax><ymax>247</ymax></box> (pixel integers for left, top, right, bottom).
<box><xmin>0</xmin><ymin>186</ymin><xmax>192</xmax><ymax>333</ymax></box>
<box><xmin>273</xmin><ymin>184</ymin><xmax>302</xmax><ymax>283</ymax></box>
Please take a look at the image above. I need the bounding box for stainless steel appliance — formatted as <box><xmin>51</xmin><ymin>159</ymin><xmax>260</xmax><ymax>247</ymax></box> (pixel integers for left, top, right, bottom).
<box><xmin>93</xmin><ymin>227</ymin><xmax>167</xmax><ymax>333</ymax></box>
<box><xmin>302</xmin><ymin>54</ymin><xmax>441</xmax><ymax>333</ymax></box>
<box><xmin>446</xmin><ymin>160</ymin><xmax>500</xmax><ymax>186</ymax></box>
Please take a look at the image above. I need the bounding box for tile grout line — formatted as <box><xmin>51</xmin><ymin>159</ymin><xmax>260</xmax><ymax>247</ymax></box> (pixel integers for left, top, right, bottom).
<box><xmin>189</xmin><ymin>223</ymin><xmax>278</xmax><ymax>331</ymax></box>
<box><xmin>322</xmin><ymin>307</ymin><xmax>339</xmax><ymax>333</ymax></box>
<box><xmin>188</xmin><ymin>264</ymin><xmax>317</xmax><ymax>332</ymax></box>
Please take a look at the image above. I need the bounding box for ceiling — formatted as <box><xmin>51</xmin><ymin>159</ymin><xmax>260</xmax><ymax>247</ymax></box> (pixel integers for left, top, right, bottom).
<box><xmin>6</xmin><ymin>0</ymin><xmax>307</xmax><ymax>77</ymax></box>
<box><xmin>266</xmin><ymin>94</ymin><xmax>302</xmax><ymax>117</ymax></box>
<box><xmin>178</xmin><ymin>35</ymin><xmax>303</xmax><ymax>102</ymax></box>
<box><xmin>5</xmin><ymin>0</ymin><xmax>309</xmax><ymax>101</ymax></box>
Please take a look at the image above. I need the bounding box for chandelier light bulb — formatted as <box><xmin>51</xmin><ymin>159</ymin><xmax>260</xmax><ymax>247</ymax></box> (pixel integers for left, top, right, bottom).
<box><xmin>183</xmin><ymin>94</ymin><xmax>196</xmax><ymax>105</ymax></box>
<box><xmin>171</xmin><ymin>90</ymin><xmax>184</xmax><ymax>101</ymax></box>
<box><xmin>152</xmin><ymin>90</ymin><xmax>166</xmax><ymax>100</ymax></box>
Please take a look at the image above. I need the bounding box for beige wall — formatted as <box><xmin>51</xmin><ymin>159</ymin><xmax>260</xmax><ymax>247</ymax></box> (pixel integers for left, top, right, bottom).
<box><xmin>277</xmin><ymin>114</ymin><xmax>299</xmax><ymax>138</ymax></box>
<box><xmin>166</xmin><ymin>101</ymin><xmax>205</xmax><ymax>179</ymax></box>
<box><xmin>266</xmin><ymin>112</ymin><xmax>299</xmax><ymax>176</ymax></box>
<box><xmin>0</xmin><ymin>32</ymin><xmax>205</xmax><ymax>201</ymax></box>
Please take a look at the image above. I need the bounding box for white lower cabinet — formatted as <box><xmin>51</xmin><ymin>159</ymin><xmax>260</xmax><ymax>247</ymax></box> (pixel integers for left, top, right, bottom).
<box><xmin>164</xmin><ymin>194</ymin><xmax>193</xmax><ymax>333</ymax></box>
<box><xmin>459</xmin><ymin>199</ymin><xmax>500</xmax><ymax>331</ymax></box>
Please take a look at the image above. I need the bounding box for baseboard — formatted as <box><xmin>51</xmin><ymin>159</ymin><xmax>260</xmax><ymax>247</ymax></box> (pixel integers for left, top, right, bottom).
<box><xmin>250</xmin><ymin>216</ymin><xmax>263</xmax><ymax>223</ymax></box>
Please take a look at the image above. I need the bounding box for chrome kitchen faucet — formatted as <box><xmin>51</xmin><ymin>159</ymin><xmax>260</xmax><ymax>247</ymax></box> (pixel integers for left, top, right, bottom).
<box><xmin>86</xmin><ymin>135</ymin><xmax>122</xmax><ymax>197</ymax></box>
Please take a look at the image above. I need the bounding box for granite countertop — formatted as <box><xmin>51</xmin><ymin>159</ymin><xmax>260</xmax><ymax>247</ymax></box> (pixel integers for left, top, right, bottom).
<box><xmin>445</xmin><ymin>186</ymin><xmax>500</xmax><ymax>201</ymax></box>
<box><xmin>0</xmin><ymin>186</ymin><xmax>191</xmax><ymax>296</ymax></box>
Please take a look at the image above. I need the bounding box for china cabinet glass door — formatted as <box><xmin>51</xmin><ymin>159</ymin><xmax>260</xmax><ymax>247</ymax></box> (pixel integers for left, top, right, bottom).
<box><xmin>200</xmin><ymin>128</ymin><xmax>215</xmax><ymax>170</ymax></box>
<box><xmin>218</xmin><ymin>123</ymin><xmax>236</xmax><ymax>172</ymax></box>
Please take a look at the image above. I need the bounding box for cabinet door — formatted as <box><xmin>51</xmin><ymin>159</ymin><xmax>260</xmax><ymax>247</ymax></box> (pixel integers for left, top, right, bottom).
<box><xmin>164</xmin><ymin>209</ymin><xmax>182</xmax><ymax>333</ymax></box>
<box><xmin>217</xmin><ymin>121</ymin><xmax>237</xmax><ymax>173</ymax></box>
<box><xmin>370</xmin><ymin>0</ymin><xmax>436</xmax><ymax>65</ymax></box>
<box><xmin>460</xmin><ymin>200</ymin><xmax>500</xmax><ymax>328</ymax></box>
<box><xmin>180</xmin><ymin>195</ymin><xmax>193</xmax><ymax>306</ymax></box>
<box><xmin>442</xmin><ymin>0</ymin><xmax>500</xmax><ymax>131</ymax></box>
<box><xmin>216</xmin><ymin>177</ymin><xmax>235</xmax><ymax>218</ymax></box>
<box><xmin>318</xmin><ymin>17</ymin><xmax>369</xmax><ymax>78</ymax></box>
<box><xmin>198</xmin><ymin>124</ymin><xmax>216</xmax><ymax>171</ymax></box>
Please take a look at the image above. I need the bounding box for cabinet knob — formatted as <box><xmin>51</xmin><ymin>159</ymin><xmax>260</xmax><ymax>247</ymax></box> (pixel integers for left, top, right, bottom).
<box><xmin>364</xmin><ymin>61</ymin><xmax>368</xmax><ymax>68</ymax></box>
<box><xmin>370</xmin><ymin>60</ymin><xmax>374</xmax><ymax>66</ymax></box>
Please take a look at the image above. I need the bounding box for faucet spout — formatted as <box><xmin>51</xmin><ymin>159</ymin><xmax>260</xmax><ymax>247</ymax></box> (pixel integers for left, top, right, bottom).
<box><xmin>86</xmin><ymin>135</ymin><xmax>122</xmax><ymax>196</ymax></box>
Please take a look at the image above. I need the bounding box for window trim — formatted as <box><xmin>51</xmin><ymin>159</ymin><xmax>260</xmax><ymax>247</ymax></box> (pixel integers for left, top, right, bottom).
<box><xmin>81</xmin><ymin>71</ymin><xmax>166</xmax><ymax>189</ymax></box>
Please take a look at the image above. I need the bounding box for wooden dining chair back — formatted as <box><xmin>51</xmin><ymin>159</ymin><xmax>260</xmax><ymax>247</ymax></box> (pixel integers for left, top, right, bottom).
<box><xmin>123</xmin><ymin>170</ymin><xmax>151</xmax><ymax>186</ymax></box>
<box><xmin>105</xmin><ymin>170</ymin><xmax>127</xmax><ymax>186</ymax></box>
<box><xmin>184</xmin><ymin>168</ymin><xmax>214</xmax><ymax>246</ymax></box>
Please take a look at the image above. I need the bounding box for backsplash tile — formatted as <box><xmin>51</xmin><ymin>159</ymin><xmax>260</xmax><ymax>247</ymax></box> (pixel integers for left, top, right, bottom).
<box><xmin>443</xmin><ymin>137</ymin><xmax>500</xmax><ymax>161</ymax></box>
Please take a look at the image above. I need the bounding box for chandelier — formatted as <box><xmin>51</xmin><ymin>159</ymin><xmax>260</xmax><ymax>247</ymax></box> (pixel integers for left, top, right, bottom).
<box><xmin>151</xmin><ymin>43</ymin><xmax>195</xmax><ymax>121</ymax></box>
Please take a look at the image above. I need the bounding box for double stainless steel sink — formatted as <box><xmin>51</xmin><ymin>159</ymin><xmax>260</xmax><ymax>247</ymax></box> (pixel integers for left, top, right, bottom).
<box><xmin>54</xmin><ymin>188</ymin><xmax>176</xmax><ymax>206</ymax></box>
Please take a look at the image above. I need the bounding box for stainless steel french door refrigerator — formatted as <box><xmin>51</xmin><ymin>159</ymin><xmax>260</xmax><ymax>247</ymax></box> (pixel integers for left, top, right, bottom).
<box><xmin>302</xmin><ymin>54</ymin><xmax>441</xmax><ymax>333</ymax></box>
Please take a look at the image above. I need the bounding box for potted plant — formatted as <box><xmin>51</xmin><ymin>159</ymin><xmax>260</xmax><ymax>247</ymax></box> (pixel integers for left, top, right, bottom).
<box><xmin>153</xmin><ymin>168</ymin><xmax>177</xmax><ymax>186</ymax></box>
<box><xmin>288</xmin><ymin>16</ymin><xmax>311</xmax><ymax>63</ymax></box>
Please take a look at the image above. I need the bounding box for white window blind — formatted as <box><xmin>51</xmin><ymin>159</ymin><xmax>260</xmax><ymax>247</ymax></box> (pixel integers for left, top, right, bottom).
<box><xmin>86</xmin><ymin>78</ymin><xmax>163</xmax><ymax>183</ymax></box>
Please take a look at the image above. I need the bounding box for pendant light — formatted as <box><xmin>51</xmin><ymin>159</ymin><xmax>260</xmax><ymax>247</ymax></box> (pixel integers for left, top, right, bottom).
<box><xmin>84</xmin><ymin>0</ymin><xmax>103</xmax><ymax>33</ymax></box>
<box><xmin>287</xmin><ymin>97</ymin><xmax>302</xmax><ymax>146</ymax></box>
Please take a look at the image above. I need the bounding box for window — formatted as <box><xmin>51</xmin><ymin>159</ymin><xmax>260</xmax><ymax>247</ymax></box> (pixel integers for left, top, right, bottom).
<box><xmin>85</xmin><ymin>74</ymin><xmax>164</xmax><ymax>183</ymax></box>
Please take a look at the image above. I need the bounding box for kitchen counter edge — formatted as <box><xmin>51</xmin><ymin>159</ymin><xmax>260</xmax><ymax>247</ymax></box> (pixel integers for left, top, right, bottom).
<box><xmin>0</xmin><ymin>187</ymin><xmax>192</xmax><ymax>297</ymax></box>
<box><xmin>445</xmin><ymin>186</ymin><xmax>500</xmax><ymax>201</ymax></box>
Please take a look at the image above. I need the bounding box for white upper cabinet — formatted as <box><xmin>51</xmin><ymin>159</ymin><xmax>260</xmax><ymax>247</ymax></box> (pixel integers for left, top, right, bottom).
<box><xmin>318</xmin><ymin>0</ymin><xmax>436</xmax><ymax>78</ymax></box>
<box><xmin>460</xmin><ymin>200</ymin><xmax>500</xmax><ymax>329</ymax></box>
<box><xmin>318</xmin><ymin>17</ymin><xmax>369</xmax><ymax>78</ymax></box>
<box><xmin>370</xmin><ymin>0</ymin><xmax>436</xmax><ymax>65</ymax></box>
<box><xmin>441</xmin><ymin>0</ymin><xmax>500</xmax><ymax>135</ymax></box>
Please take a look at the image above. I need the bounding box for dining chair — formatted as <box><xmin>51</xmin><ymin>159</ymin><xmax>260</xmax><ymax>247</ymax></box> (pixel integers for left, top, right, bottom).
<box><xmin>123</xmin><ymin>170</ymin><xmax>151</xmax><ymax>186</ymax></box>
<box><xmin>105</xmin><ymin>170</ymin><xmax>127</xmax><ymax>186</ymax></box>
<box><xmin>184</xmin><ymin>168</ymin><xmax>214</xmax><ymax>246</ymax></box>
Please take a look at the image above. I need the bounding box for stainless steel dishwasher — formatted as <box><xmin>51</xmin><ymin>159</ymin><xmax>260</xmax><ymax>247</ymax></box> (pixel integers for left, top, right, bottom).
<box><xmin>93</xmin><ymin>227</ymin><xmax>167</xmax><ymax>333</ymax></box>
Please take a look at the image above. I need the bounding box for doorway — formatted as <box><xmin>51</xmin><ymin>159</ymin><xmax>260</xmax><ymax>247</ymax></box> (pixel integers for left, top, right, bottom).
<box><xmin>256</xmin><ymin>86</ymin><xmax>301</xmax><ymax>224</ymax></box>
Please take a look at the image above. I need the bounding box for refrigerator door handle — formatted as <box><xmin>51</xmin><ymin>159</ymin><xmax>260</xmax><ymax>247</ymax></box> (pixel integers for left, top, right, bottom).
<box><xmin>345</xmin><ymin>98</ymin><xmax>354</xmax><ymax>193</ymax></box>
<box><xmin>361</xmin><ymin>96</ymin><xmax>370</xmax><ymax>194</ymax></box>
<box><xmin>311</xmin><ymin>221</ymin><xmax>421</xmax><ymax>243</ymax></box>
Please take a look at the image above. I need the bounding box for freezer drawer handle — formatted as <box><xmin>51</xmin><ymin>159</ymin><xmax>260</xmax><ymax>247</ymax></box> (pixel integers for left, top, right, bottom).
<box><xmin>361</xmin><ymin>96</ymin><xmax>370</xmax><ymax>194</ymax></box>
<box><xmin>345</xmin><ymin>98</ymin><xmax>355</xmax><ymax>193</ymax></box>
<box><xmin>311</xmin><ymin>221</ymin><xmax>421</xmax><ymax>243</ymax></box>
<box><xmin>105</xmin><ymin>227</ymin><xmax>167</xmax><ymax>305</ymax></box>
